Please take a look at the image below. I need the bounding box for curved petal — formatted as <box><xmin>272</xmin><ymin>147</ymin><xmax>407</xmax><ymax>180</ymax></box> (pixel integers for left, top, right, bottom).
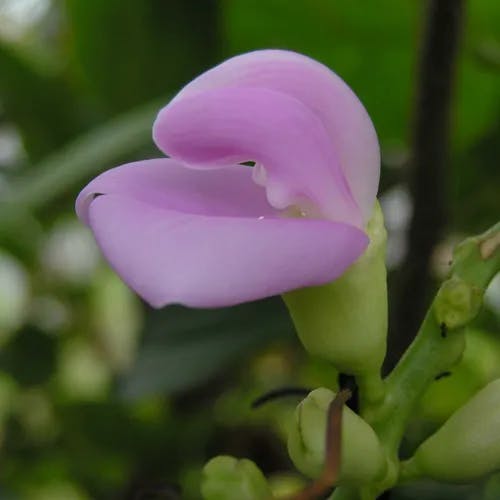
<box><xmin>86</xmin><ymin>194</ymin><xmax>368</xmax><ymax>308</ymax></box>
<box><xmin>153</xmin><ymin>86</ymin><xmax>362</xmax><ymax>227</ymax></box>
<box><xmin>76</xmin><ymin>158</ymin><xmax>275</xmax><ymax>225</ymax></box>
<box><xmin>169</xmin><ymin>49</ymin><xmax>380</xmax><ymax>222</ymax></box>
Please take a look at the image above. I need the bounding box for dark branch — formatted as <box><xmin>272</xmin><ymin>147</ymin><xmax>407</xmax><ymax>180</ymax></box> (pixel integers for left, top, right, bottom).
<box><xmin>388</xmin><ymin>0</ymin><xmax>466</xmax><ymax>368</ymax></box>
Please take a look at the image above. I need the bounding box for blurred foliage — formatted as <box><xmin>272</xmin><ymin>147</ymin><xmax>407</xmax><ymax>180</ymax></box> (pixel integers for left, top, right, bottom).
<box><xmin>0</xmin><ymin>41</ymin><xmax>83</xmax><ymax>161</ymax></box>
<box><xmin>119</xmin><ymin>298</ymin><xmax>294</xmax><ymax>400</ymax></box>
<box><xmin>0</xmin><ymin>0</ymin><xmax>498</xmax><ymax>499</ymax></box>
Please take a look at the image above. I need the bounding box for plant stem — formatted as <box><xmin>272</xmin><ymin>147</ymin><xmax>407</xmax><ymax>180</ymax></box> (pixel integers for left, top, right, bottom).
<box><xmin>363</xmin><ymin>222</ymin><xmax>500</xmax><ymax>495</ymax></box>
<box><xmin>356</xmin><ymin>371</ymin><xmax>386</xmax><ymax>412</ymax></box>
<box><xmin>371</xmin><ymin>310</ymin><xmax>466</xmax><ymax>451</ymax></box>
<box><xmin>329</xmin><ymin>224</ymin><xmax>499</xmax><ymax>498</ymax></box>
<box><xmin>398</xmin><ymin>457</ymin><xmax>422</xmax><ymax>484</ymax></box>
<box><xmin>389</xmin><ymin>0</ymin><xmax>466</xmax><ymax>368</ymax></box>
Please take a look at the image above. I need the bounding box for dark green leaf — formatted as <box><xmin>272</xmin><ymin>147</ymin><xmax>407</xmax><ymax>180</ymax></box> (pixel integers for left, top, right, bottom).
<box><xmin>0</xmin><ymin>41</ymin><xmax>83</xmax><ymax>161</ymax></box>
<box><xmin>119</xmin><ymin>298</ymin><xmax>294</xmax><ymax>400</ymax></box>
<box><xmin>64</xmin><ymin>0</ymin><xmax>220</xmax><ymax>113</ymax></box>
<box><xmin>0</xmin><ymin>98</ymin><xmax>162</xmax><ymax>223</ymax></box>
<box><xmin>0</xmin><ymin>328</ymin><xmax>57</xmax><ymax>386</ymax></box>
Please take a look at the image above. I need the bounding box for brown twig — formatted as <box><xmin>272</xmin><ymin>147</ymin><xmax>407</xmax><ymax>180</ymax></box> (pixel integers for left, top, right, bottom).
<box><xmin>286</xmin><ymin>389</ymin><xmax>352</xmax><ymax>500</ymax></box>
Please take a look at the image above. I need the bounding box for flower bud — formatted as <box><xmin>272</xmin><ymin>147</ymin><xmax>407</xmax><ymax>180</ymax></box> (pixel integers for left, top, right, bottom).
<box><xmin>434</xmin><ymin>277</ymin><xmax>483</xmax><ymax>330</ymax></box>
<box><xmin>283</xmin><ymin>202</ymin><xmax>387</xmax><ymax>375</ymax></box>
<box><xmin>406</xmin><ymin>378</ymin><xmax>500</xmax><ymax>483</ymax></box>
<box><xmin>201</xmin><ymin>455</ymin><xmax>273</xmax><ymax>500</ymax></box>
<box><xmin>287</xmin><ymin>388</ymin><xmax>387</xmax><ymax>484</ymax></box>
<box><xmin>418</xmin><ymin>328</ymin><xmax>500</xmax><ymax>423</ymax></box>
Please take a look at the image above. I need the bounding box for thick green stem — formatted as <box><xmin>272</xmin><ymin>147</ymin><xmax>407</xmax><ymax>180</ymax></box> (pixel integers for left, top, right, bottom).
<box><xmin>362</xmin><ymin>222</ymin><xmax>499</xmax><ymax>495</ymax></box>
<box><xmin>294</xmin><ymin>223</ymin><xmax>499</xmax><ymax>500</ymax></box>
<box><xmin>356</xmin><ymin>371</ymin><xmax>386</xmax><ymax>412</ymax></box>
<box><xmin>369</xmin><ymin>312</ymin><xmax>466</xmax><ymax>451</ymax></box>
<box><xmin>398</xmin><ymin>457</ymin><xmax>423</xmax><ymax>484</ymax></box>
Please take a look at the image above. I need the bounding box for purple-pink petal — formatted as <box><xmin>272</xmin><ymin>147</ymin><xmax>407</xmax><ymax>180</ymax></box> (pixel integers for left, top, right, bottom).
<box><xmin>76</xmin><ymin>158</ymin><xmax>275</xmax><ymax>225</ymax></box>
<box><xmin>153</xmin><ymin>86</ymin><xmax>362</xmax><ymax>227</ymax></box>
<box><xmin>78</xmin><ymin>160</ymin><xmax>368</xmax><ymax>308</ymax></box>
<box><xmin>76</xmin><ymin>50</ymin><xmax>381</xmax><ymax>309</ymax></box>
<box><xmin>165</xmin><ymin>49</ymin><xmax>380</xmax><ymax>222</ymax></box>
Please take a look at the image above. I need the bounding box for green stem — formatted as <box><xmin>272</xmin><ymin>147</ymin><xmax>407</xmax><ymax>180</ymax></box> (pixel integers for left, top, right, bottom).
<box><xmin>288</xmin><ymin>223</ymin><xmax>499</xmax><ymax>500</ymax></box>
<box><xmin>357</xmin><ymin>371</ymin><xmax>386</xmax><ymax>412</ymax></box>
<box><xmin>370</xmin><ymin>313</ymin><xmax>466</xmax><ymax>450</ymax></box>
<box><xmin>362</xmin><ymin>222</ymin><xmax>500</xmax><ymax>494</ymax></box>
<box><xmin>398</xmin><ymin>457</ymin><xmax>423</xmax><ymax>484</ymax></box>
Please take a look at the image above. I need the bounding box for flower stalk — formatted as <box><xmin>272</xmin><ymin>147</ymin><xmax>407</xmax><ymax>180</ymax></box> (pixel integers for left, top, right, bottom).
<box><xmin>331</xmin><ymin>222</ymin><xmax>500</xmax><ymax>499</ymax></box>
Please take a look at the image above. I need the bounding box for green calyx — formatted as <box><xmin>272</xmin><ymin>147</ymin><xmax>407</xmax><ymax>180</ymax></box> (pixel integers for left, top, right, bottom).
<box><xmin>201</xmin><ymin>456</ymin><xmax>273</xmax><ymax>500</ymax></box>
<box><xmin>283</xmin><ymin>202</ymin><xmax>388</xmax><ymax>376</ymax></box>
<box><xmin>287</xmin><ymin>388</ymin><xmax>387</xmax><ymax>485</ymax></box>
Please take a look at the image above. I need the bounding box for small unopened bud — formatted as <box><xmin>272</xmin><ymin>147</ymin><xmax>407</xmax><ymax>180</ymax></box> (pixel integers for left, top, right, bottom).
<box><xmin>201</xmin><ymin>456</ymin><xmax>272</xmax><ymax>500</ymax></box>
<box><xmin>418</xmin><ymin>328</ymin><xmax>500</xmax><ymax>423</ymax></box>
<box><xmin>434</xmin><ymin>277</ymin><xmax>483</xmax><ymax>330</ymax></box>
<box><xmin>283</xmin><ymin>202</ymin><xmax>388</xmax><ymax>375</ymax></box>
<box><xmin>287</xmin><ymin>388</ymin><xmax>387</xmax><ymax>485</ymax></box>
<box><xmin>406</xmin><ymin>378</ymin><xmax>500</xmax><ymax>483</ymax></box>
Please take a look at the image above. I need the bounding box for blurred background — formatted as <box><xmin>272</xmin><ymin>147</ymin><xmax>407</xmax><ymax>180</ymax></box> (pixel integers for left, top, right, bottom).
<box><xmin>0</xmin><ymin>1</ymin><xmax>499</xmax><ymax>499</ymax></box>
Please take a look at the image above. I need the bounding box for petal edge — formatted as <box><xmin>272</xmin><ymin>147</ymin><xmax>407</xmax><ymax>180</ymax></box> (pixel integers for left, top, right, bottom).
<box><xmin>88</xmin><ymin>194</ymin><xmax>368</xmax><ymax>308</ymax></box>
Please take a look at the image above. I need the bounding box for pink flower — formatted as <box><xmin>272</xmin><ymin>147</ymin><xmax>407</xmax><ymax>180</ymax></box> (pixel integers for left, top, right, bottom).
<box><xmin>76</xmin><ymin>50</ymin><xmax>379</xmax><ymax>308</ymax></box>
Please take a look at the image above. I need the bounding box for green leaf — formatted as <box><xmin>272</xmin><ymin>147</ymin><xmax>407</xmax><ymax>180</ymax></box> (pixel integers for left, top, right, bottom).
<box><xmin>119</xmin><ymin>298</ymin><xmax>294</xmax><ymax>400</ymax></box>
<box><xmin>64</xmin><ymin>0</ymin><xmax>220</xmax><ymax>113</ymax></box>
<box><xmin>0</xmin><ymin>328</ymin><xmax>57</xmax><ymax>386</ymax></box>
<box><xmin>0</xmin><ymin>41</ymin><xmax>83</xmax><ymax>161</ymax></box>
<box><xmin>0</xmin><ymin>97</ymin><xmax>163</xmax><ymax>224</ymax></box>
<box><xmin>222</xmin><ymin>0</ymin><xmax>417</xmax><ymax>147</ymax></box>
<box><xmin>222</xmin><ymin>0</ymin><xmax>500</xmax><ymax>151</ymax></box>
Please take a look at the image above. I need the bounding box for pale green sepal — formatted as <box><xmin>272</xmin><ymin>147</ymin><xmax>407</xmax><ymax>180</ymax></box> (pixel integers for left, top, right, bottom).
<box><xmin>201</xmin><ymin>455</ymin><xmax>273</xmax><ymax>500</ymax></box>
<box><xmin>287</xmin><ymin>388</ymin><xmax>387</xmax><ymax>485</ymax></box>
<box><xmin>283</xmin><ymin>202</ymin><xmax>388</xmax><ymax>375</ymax></box>
<box><xmin>405</xmin><ymin>378</ymin><xmax>500</xmax><ymax>483</ymax></box>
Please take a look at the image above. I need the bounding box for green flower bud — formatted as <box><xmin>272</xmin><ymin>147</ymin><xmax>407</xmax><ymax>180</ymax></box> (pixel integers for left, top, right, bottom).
<box><xmin>406</xmin><ymin>378</ymin><xmax>500</xmax><ymax>483</ymax></box>
<box><xmin>418</xmin><ymin>328</ymin><xmax>500</xmax><ymax>423</ymax></box>
<box><xmin>201</xmin><ymin>455</ymin><xmax>273</xmax><ymax>500</ymax></box>
<box><xmin>451</xmin><ymin>222</ymin><xmax>500</xmax><ymax>289</ymax></box>
<box><xmin>283</xmin><ymin>202</ymin><xmax>387</xmax><ymax>375</ymax></box>
<box><xmin>434</xmin><ymin>277</ymin><xmax>483</xmax><ymax>331</ymax></box>
<box><xmin>287</xmin><ymin>388</ymin><xmax>387</xmax><ymax>485</ymax></box>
